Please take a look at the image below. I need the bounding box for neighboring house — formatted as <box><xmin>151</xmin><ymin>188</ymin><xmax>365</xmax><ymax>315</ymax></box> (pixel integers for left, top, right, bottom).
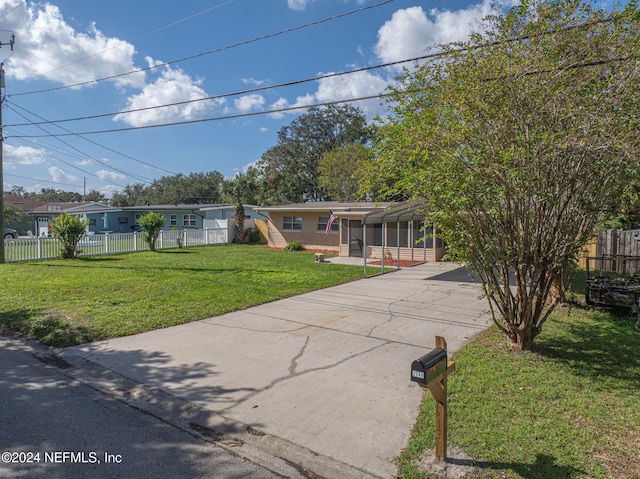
<box><xmin>255</xmin><ymin>201</ymin><xmax>446</xmax><ymax>262</ymax></box>
<box><xmin>29</xmin><ymin>201</ymin><xmax>92</xmax><ymax>237</ymax></box>
<box><xmin>27</xmin><ymin>202</ymin><xmax>262</xmax><ymax>239</ymax></box>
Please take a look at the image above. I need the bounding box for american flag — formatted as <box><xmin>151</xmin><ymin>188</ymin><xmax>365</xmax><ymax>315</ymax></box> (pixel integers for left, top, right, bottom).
<box><xmin>325</xmin><ymin>210</ymin><xmax>337</xmax><ymax>234</ymax></box>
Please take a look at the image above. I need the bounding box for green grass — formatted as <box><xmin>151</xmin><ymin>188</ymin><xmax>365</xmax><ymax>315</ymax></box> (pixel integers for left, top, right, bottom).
<box><xmin>0</xmin><ymin>244</ymin><xmax>372</xmax><ymax>347</ymax></box>
<box><xmin>398</xmin><ymin>272</ymin><xmax>640</xmax><ymax>479</ymax></box>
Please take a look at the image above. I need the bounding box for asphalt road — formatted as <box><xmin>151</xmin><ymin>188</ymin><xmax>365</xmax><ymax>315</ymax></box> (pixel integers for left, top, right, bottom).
<box><xmin>0</xmin><ymin>334</ymin><xmax>280</xmax><ymax>479</ymax></box>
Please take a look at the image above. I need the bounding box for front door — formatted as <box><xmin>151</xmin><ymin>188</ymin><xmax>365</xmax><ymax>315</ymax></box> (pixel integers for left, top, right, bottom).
<box><xmin>37</xmin><ymin>217</ymin><xmax>50</xmax><ymax>237</ymax></box>
<box><xmin>349</xmin><ymin>220</ymin><xmax>363</xmax><ymax>257</ymax></box>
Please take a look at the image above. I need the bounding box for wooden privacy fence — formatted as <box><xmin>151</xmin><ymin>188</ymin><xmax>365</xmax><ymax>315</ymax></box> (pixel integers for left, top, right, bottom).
<box><xmin>3</xmin><ymin>227</ymin><xmax>228</xmax><ymax>263</ymax></box>
<box><xmin>595</xmin><ymin>229</ymin><xmax>640</xmax><ymax>258</ymax></box>
<box><xmin>584</xmin><ymin>229</ymin><xmax>640</xmax><ymax>275</ymax></box>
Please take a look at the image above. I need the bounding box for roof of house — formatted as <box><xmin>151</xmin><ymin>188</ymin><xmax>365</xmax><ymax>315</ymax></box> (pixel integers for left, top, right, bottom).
<box><xmin>44</xmin><ymin>203</ymin><xmax>240</xmax><ymax>214</ymax></box>
<box><xmin>2</xmin><ymin>193</ymin><xmax>42</xmax><ymax>212</ymax></box>
<box><xmin>255</xmin><ymin>202</ymin><xmax>388</xmax><ymax>213</ymax></box>
<box><xmin>256</xmin><ymin>201</ymin><xmax>430</xmax><ymax>224</ymax></box>
<box><xmin>30</xmin><ymin>202</ymin><xmax>91</xmax><ymax>214</ymax></box>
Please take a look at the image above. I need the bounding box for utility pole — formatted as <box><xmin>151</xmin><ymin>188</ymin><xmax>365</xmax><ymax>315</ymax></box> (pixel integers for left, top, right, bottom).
<box><xmin>0</xmin><ymin>32</ymin><xmax>15</xmax><ymax>264</ymax></box>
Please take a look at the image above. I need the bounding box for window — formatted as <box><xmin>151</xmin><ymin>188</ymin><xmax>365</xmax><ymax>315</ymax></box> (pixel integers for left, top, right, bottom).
<box><xmin>318</xmin><ymin>216</ymin><xmax>338</xmax><ymax>233</ymax></box>
<box><xmin>88</xmin><ymin>219</ymin><xmax>96</xmax><ymax>226</ymax></box>
<box><xmin>418</xmin><ymin>226</ymin><xmax>444</xmax><ymax>249</ymax></box>
<box><xmin>283</xmin><ymin>216</ymin><xmax>302</xmax><ymax>231</ymax></box>
<box><xmin>134</xmin><ymin>214</ymin><xmax>141</xmax><ymax>226</ymax></box>
<box><xmin>118</xmin><ymin>217</ymin><xmax>129</xmax><ymax>225</ymax></box>
<box><xmin>365</xmin><ymin>224</ymin><xmax>383</xmax><ymax>246</ymax></box>
<box><xmin>183</xmin><ymin>214</ymin><xmax>196</xmax><ymax>227</ymax></box>
<box><xmin>170</xmin><ymin>214</ymin><xmax>177</xmax><ymax>227</ymax></box>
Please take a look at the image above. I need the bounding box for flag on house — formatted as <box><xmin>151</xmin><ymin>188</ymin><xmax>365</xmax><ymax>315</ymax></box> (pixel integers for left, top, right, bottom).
<box><xmin>325</xmin><ymin>210</ymin><xmax>337</xmax><ymax>234</ymax></box>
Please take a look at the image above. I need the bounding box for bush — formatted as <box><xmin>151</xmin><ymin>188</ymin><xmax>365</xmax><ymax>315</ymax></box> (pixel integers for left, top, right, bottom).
<box><xmin>49</xmin><ymin>212</ymin><xmax>89</xmax><ymax>259</ymax></box>
<box><xmin>138</xmin><ymin>212</ymin><xmax>166</xmax><ymax>251</ymax></box>
<box><xmin>284</xmin><ymin>241</ymin><xmax>305</xmax><ymax>252</ymax></box>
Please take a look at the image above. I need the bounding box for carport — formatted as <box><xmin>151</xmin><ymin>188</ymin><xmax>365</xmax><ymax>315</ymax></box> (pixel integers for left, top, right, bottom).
<box><xmin>358</xmin><ymin>201</ymin><xmax>446</xmax><ymax>277</ymax></box>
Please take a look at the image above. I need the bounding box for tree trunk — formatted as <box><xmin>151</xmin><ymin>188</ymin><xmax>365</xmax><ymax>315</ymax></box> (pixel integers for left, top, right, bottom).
<box><xmin>550</xmin><ymin>270</ymin><xmax>566</xmax><ymax>304</ymax></box>
<box><xmin>508</xmin><ymin>324</ymin><xmax>536</xmax><ymax>351</ymax></box>
<box><xmin>234</xmin><ymin>204</ymin><xmax>246</xmax><ymax>243</ymax></box>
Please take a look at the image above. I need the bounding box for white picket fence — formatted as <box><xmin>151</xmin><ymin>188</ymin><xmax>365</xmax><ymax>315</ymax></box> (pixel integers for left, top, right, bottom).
<box><xmin>3</xmin><ymin>228</ymin><xmax>229</xmax><ymax>263</ymax></box>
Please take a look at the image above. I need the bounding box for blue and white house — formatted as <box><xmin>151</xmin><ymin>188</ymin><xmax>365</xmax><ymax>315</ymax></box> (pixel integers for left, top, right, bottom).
<box><xmin>32</xmin><ymin>202</ymin><xmax>263</xmax><ymax>239</ymax></box>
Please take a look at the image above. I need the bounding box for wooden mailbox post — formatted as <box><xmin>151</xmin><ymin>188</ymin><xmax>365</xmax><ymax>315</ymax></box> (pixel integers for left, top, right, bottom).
<box><xmin>410</xmin><ymin>335</ymin><xmax>456</xmax><ymax>461</ymax></box>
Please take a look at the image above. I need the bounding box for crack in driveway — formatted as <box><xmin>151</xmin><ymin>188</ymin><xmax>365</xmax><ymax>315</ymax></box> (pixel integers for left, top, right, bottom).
<box><xmin>218</xmin><ymin>339</ymin><xmax>389</xmax><ymax>413</ymax></box>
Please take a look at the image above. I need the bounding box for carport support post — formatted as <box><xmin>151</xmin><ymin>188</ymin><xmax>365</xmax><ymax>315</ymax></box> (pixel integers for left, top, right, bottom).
<box><xmin>429</xmin><ymin>336</ymin><xmax>449</xmax><ymax>461</ymax></box>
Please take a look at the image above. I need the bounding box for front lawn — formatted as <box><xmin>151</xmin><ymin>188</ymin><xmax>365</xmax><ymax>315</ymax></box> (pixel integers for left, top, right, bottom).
<box><xmin>0</xmin><ymin>244</ymin><xmax>369</xmax><ymax>347</ymax></box>
<box><xmin>398</xmin><ymin>273</ymin><xmax>640</xmax><ymax>479</ymax></box>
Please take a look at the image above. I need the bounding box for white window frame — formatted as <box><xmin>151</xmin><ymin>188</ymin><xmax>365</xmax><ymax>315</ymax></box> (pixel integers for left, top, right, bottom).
<box><xmin>183</xmin><ymin>214</ymin><xmax>197</xmax><ymax>227</ymax></box>
<box><xmin>318</xmin><ymin>216</ymin><xmax>338</xmax><ymax>233</ymax></box>
<box><xmin>283</xmin><ymin>216</ymin><xmax>302</xmax><ymax>231</ymax></box>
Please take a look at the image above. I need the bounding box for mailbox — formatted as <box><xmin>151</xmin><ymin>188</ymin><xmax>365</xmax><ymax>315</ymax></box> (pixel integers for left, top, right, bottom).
<box><xmin>411</xmin><ymin>348</ymin><xmax>447</xmax><ymax>385</ymax></box>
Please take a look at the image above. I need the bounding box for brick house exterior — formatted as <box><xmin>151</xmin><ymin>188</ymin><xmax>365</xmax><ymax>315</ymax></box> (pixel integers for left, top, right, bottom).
<box><xmin>258</xmin><ymin>203</ymin><xmax>379</xmax><ymax>252</ymax></box>
<box><xmin>257</xmin><ymin>202</ymin><xmax>446</xmax><ymax>261</ymax></box>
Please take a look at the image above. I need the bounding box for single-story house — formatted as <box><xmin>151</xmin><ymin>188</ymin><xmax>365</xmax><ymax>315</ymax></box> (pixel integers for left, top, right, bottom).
<box><xmin>255</xmin><ymin>201</ymin><xmax>446</xmax><ymax>262</ymax></box>
<box><xmin>28</xmin><ymin>202</ymin><xmax>263</xmax><ymax>238</ymax></box>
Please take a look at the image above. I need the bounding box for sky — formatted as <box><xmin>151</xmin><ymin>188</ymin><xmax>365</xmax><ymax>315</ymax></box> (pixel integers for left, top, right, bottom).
<box><xmin>0</xmin><ymin>0</ymin><xmax>508</xmax><ymax>198</ymax></box>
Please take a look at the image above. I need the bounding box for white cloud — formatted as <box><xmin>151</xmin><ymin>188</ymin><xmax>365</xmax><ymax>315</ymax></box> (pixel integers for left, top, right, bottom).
<box><xmin>287</xmin><ymin>0</ymin><xmax>316</xmax><ymax>11</ymax></box>
<box><xmin>268</xmin><ymin>71</ymin><xmax>388</xmax><ymax>120</ymax></box>
<box><xmin>241</xmin><ymin>77</ymin><xmax>266</xmax><ymax>86</ymax></box>
<box><xmin>269</xmin><ymin>93</ymin><xmax>315</xmax><ymax>119</ymax></box>
<box><xmin>235</xmin><ymin>94</ymin><xmax>265</xmax><ymax>113</ymax></box>
<box><xmin>259</xmin><ymin>127</ymin><xmax>269</xmax><ymax>133</ymax></box>
<box><xmin>2</xmin><ymin>0</ymin><xmax>144</xmax><ymax>88</ymax></box>
<box><xmin>374</xmin><ymin>1</ymin><xmax>497</xmax><ymax>64</ymax></box>
<box><xmin>269</xmin><ymin>1</ymin><xmax>503</xmax><ymax>122</ymax></box>
<box><xmin>114</xmin><ymin>59</ymin><xmax>221</xmax><ymax>127</ymax></box>
<box><xmin>47</xmin><ymin>166</ymin><xmax>78</xmax><ymax>183</ymax></box>
<box><xmin>3</xmin><ymin>144</ymin><xmax>47</xmax><ymax>167</ymax></box>
<box><xmin>288</xmin><ymin>0</ymin><xmax>366</xmax><ymax>11</ymax></box>
<box><xmin>315</xmin><ymin>71</ymin><xmax>389</xmax><ymax>118</ymax></box>
<box><xmin>96</xmin><ymin>170</ymin><xmax>127</xmax><ymax>182</ymax></box>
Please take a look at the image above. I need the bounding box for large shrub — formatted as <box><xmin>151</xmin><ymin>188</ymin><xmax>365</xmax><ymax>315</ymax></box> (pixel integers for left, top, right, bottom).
<box><xmin>50</xmin><ymin>212</ymin><xmax>89</xmax><ymax>259</ymax></box>
<box><xmin>138</xmin><ymin>212</ymin><xmax>166</xmax><ymax>251</ymax></box>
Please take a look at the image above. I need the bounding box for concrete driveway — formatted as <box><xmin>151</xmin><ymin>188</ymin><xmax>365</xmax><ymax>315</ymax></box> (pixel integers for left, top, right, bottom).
<box><xmin>59</xmin><ymin>261</ymin><xmax>491</xmax><ymax>478</ymax></box>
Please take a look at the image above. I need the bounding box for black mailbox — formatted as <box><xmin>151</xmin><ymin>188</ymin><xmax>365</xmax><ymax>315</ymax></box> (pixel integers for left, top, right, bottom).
<box><xmin>411</xmin><ymin>348</ymin><xmax>447</xmax><ymax>385</ymax></box>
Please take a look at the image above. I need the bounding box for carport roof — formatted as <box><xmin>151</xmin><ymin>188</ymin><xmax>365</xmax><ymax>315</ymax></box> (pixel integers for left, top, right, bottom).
<box><xmin>361</xmin><ymin>200</ymin><xmax>429</xmax><ymax>225</ymax></box>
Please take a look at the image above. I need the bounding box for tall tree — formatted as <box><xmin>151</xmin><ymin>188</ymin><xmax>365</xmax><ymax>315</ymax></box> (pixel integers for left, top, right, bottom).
<box><xmin>145</xmin><ymin>172</ymin><xmax>224</xmax><ymax>205</ymax></box>
<box><xmin>109</xmin><ymin>172</ymin><xmax>224</xmax><ymax>207</ymax></box>
<box><xmin>366</xmin><ymin>0</ymin><xmax>640</xmax><ymax>350</ymax></box>
<box><xmin>84</xmin><ymin>190</ymin><xmax>107</xmax><ymax>202</ymax></box>
<box><xmin>257</xmin><ymin>104</ymin><xmax>370</xmax><ymax>204</ymax></box>
<box><xmin>32</xmin><ymin>188</ymin><xmax>83</xmax><ymax>202</ymax></box>
<box><xmin>317</xmin><ymin>142</ymin><xmax>369</xmax><ymax>202</ymax></box>
<box><xmin>110</xmin><ymin>183</ymin><xmax>149</xmax><ymax>207</ymax></box>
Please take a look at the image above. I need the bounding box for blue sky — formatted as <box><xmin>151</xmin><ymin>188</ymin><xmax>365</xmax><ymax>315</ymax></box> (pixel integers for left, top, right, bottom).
<box><xmin>1</xmin><ymin>0</ymin><xmax>505</xmax><ymax>198</ymax></box>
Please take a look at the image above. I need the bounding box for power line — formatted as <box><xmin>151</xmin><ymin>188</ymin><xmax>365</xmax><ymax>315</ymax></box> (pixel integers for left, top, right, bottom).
<box><xmin>4</xmin><ymin>172</ymin><xmax>85</xmax><ymax>189</ymax></box>
<box><xmin>0</xmin><ymin>2</ymin><xmax>26</xmax><ymax>21</ymax></box>
<box><xmin>6</xmin><ymin>101</ymin><xmax>176</xmax><ymax>176</ymax></box>
<box><xmin>6</xmin><ymin>94</ymin><xmax>386</xmax><ymax>138</ymax></box>
<box><xmin>5</xmin><ymin>15</ymin><xmax>618</xmax><ymax>129</ymax></box>
<box><xmin>40</xmin><ymin>0</ymin><xmax>239</xmax><ymax>77</ymax></box>
<box><xmin>6</xmin><ymin>103</ymin><xmax>151</xmax><ymax>183</ymax></box>
<box><xmin>5</xmin><ymin>51</ymin><xmax>633</xmax><ymax>140</ymax></box>
<box><xmin>8</xmin><ymin>0</ymin><xmax>395</xmax><ymax>97</ymax></box>
<box><xmin>5</xmin><ymin>54</ymin><xmax>421</xmax><ymax>127</ymax></box>
<box><xmin>4</xmin><ymin>13</ymin><xmax>627</xmax><ymax>142</ymax></box>
<box><xmin>5</xmin><ymin>105</ymin><xmax>129</xmax><ymax>187</ymax></box>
